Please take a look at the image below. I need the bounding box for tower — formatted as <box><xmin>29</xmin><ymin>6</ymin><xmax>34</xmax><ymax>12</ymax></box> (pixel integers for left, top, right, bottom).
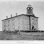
<box><xmin>27</xmin><ymin>4</ymin><xmax>33</xmax><ymax>15</ymax></box>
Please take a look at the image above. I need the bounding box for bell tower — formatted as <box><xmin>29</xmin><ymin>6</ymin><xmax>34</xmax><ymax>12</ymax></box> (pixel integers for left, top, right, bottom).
<box><xmin>27</xmin><ymin>4</ymin><xmax>33</xmax><ymax>15</ymax></box>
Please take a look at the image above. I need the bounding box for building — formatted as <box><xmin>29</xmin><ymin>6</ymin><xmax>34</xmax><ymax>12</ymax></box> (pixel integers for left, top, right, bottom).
<box><xmin>2</xmin><ymin>4</ymin><xmax>39</xmax><ymax>32</ymax></box>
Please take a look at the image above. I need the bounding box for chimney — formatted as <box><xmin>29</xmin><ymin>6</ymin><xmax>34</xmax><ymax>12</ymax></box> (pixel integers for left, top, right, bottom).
<box><xmin>11</xmin><ymin>14</ymin><xmax>12</xmax><ymax>17</ymax></box>
<box><xmin>6</xmin><ymin>16</ymin><xmax>8</xmax><ymax>19</ymax></box>
<box><xmin>16</xmin><ymin>13</ymin><xmax>17</xmax><ymax>16</ymax></box>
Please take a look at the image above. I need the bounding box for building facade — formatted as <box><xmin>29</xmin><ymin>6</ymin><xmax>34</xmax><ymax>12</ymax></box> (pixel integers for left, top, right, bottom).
<box><xmin>2</xmin><ymin>4</ymin><xmax>39</xmax><ymax>31</ymax></box>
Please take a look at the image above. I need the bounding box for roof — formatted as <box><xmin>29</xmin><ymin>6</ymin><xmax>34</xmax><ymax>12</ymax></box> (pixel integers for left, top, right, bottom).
<box><xmin>2</xmin><ymin>14</ymin><xmax>39</xmax><ymax>21</ymax></box>
<box><xmin>28</xmin><ymin>4</ymin><xmax>32</xmax><ymax>7</ymax></box>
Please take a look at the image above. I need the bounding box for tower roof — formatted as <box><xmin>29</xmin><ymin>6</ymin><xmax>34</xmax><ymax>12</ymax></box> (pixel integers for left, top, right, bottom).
<box><xmin>28</xmin><ymin>4</ymin><xmax>32</xmax><ymax>7</ymax></box>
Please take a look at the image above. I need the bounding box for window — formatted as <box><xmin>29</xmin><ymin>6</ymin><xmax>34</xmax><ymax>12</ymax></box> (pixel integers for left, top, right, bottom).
<box><xmin>4</xmin><ymin>21</ymin><xmax>6</xmax><ymax>24</ymax></box>
<box><xmin>32</xmin><ymin>17</ymin><xmax>34</xmax><ymax>20</ymax></box>
<box><xmin>8</xmin><ymin>20</ymin><xmax>10</xmax><ymax>23</ymax></box>
<box><xmin>4</xmin><ymin>25</ymin><xmax>6</xmax><ymax>27</ymax></box>
<box><xmin>28</xmin><ymin>8</ymin><xmax>29</xmax><ymax>9</ymax></box>
<box><xmin>12</xmin><ymin>18</ymin><xmax>15</xmax><ymax>21</ymax></box>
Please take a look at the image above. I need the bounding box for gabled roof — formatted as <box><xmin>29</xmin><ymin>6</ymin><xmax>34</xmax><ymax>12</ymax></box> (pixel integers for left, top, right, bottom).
<box><xmin>2</xmin><ymin>14</ymin><xmax>39</xmax><ymax>21</ymax></box>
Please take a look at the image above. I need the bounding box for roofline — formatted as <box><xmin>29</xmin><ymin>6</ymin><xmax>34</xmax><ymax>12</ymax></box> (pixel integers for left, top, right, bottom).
<box><xmin>2</xmin><ymin>14</ymin><xmax>39</xmax><ymax>21</ymax></box>
<box><xmin>2</xmin><ymin>14</ymin><xmax>25</xmax><ymax>21</ymax></box>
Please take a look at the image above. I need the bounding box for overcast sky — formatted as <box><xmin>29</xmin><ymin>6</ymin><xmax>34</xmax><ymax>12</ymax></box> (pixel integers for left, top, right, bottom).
<box><xmin>0</xmin><ymin>1</ymin><xmax>44</xmax><ymax>31</ymax></box>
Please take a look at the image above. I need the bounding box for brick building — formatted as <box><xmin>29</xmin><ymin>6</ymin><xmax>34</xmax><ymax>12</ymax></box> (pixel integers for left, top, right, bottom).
<box><xmin>2</xmin><ymin>4</ymin><xmax>39</xmax><ymax>31</ymax></box>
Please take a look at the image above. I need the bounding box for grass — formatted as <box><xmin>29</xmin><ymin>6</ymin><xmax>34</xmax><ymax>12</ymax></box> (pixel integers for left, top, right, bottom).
<box><xmin>0</xmin><ymin>31</ymin><xmax>44</xmax><ymax>40</ymax></box>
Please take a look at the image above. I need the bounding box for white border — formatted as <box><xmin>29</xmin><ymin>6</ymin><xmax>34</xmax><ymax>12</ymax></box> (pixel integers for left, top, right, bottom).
<box><xmin>0</xmin><ymin>0</ymin><xmax>44</xmax><ymax>44</ymax></box>
<box><xmin>0</xmin><ymin>0</ymin><xmax>44</xmax><ymax>1</ymax></box>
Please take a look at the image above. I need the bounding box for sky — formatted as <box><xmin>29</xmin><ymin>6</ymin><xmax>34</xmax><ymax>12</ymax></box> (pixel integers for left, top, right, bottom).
<box><xmin>0</xmin><ymin>0</ymin><xmax>44</xmax><ymax>31</ymax></box>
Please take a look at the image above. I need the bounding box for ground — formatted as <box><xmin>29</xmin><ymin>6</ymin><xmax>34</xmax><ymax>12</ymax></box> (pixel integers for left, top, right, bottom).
<box><xmin>0</xmin><ymin>31</ymin><xmax>44</xmax><ymax>40</ymax></box>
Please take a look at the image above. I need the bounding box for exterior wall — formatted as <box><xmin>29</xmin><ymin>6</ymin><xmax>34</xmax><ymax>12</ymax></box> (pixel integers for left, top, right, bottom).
<box><xmin>30</xmin><ymin>17</ymin><xmax>38</xmax><ymax>30</ymax></box>
<box><xmin>2</xmin><ymin>15</ymin><xmax>30</xmax><ymax>31</ymax></box>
